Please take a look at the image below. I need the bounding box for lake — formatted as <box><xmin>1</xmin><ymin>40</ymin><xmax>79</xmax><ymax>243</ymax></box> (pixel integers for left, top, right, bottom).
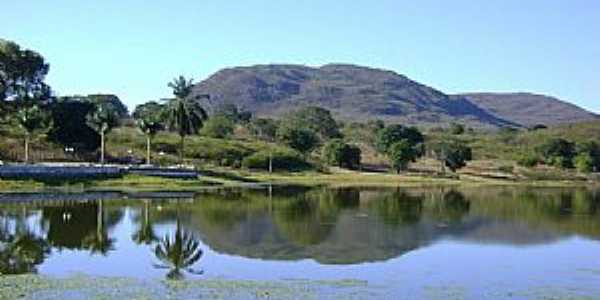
<box><xmin>1</xmin><ymin>185</ymin><xmax>600</xmax><ymax>299</ymax></box>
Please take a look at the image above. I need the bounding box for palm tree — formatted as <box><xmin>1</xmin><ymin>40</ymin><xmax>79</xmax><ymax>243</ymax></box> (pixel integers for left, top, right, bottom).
<box><xmin>132</xmin><ymin>200</ymin><xmax>158</xmax><ymax>245</ymax></box>
<box><xmin>16</xmin><ymin>105</ymin><xmax>52</xmax><ymax>163</ymax></box>
<box><xmin>164</xmin><ymin>76</ymin><xmax>209</xmax><ymax>163</ymax></box>
<box><xmin>154</xmin><ymin>219</ymin><xmax>203</xmax><ymax>280</ymax></box>
<box><xmin>136</xmin><ymin>118</ymin><xmax>162</xmax><ymax>165</ymax></box>
<box><xmin>87</xmin><ymin>104</ymin><xmax>119</xmax><ymax>164</ymax></box>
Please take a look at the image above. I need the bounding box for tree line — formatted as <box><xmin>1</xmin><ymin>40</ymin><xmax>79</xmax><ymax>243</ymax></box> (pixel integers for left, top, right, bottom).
<box><xmin>2</xmin><ymin>38</ymin><xmax>598</xmax><ymax>176</ymax></box>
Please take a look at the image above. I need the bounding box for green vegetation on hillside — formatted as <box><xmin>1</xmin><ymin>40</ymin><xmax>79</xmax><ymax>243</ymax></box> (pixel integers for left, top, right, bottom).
<box><xmin>1</xmin><ymin>38</ymin><xmax>599</xmax><ymax>187</ymax></box>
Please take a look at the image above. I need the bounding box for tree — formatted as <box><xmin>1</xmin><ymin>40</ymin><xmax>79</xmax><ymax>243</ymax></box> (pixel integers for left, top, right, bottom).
<box><xmin>164</xmin><ymin>76</ymin><xmax>208</xmax><ymax>163</ymax></box>
<box><xmin>47</xmin><ymin>97</ymin><xmax>100</xmax><ymax>152</ymax></box>
<box><xmin>16</xmin><ymin>105</ymin><xmax>52</xmax><ymax>163</ymax></box>
<box><xmin>287</xmin><ymin>106</ymin><xmax>341</xmax><ymax>140</ymax></box>
<box><xmin>86</xmin><ymin>94</ymin><xmax>129</xmax><ymax>118</ymax></box>
<box><xmin>200</xmin><ymin>115</ymin><xmax>234</xmax><ymax>138</ymax></box>
<box><xmin>388</xmin><ymin>140</ymin><xmax>418</xmax><ymax>173</ymax></box>
<box><xmin>133</xmin><ymin>101</ymin><xmax>165</xmax><ymax>121</ymax></box>
<box><xmin>0</xmin><ymin>39</ymin><xmax>51</xmax><ymax>102</ymax></box>
<box><xmin>277</xmin><ymin>125</ymin><xmax>319</xmax><ymax>156</ymax></box>
<box><xmin>575</xmin><ymin>141</ymin><xmax>600</xmax><ymax>172</ymax></box>
<box><xmin>575</xmin><ymin>153</ymin><xmax>594</xmax><ymax>173</ymax></box>
<box><xmin>536</xmin><ymin>138</ymin><xmax>576</xmax><ymax>168</ymax></box>
<box><xmin>214</xmin><ymin>103</ymin><xmax>252</xmax><ymax>124</ymax></box>
<box><xmin>136</xmin><ymin>116</ymin><xmax>163</xmax><ymax>165</ymax></box>
<box><xmin>322</xmin><ymin>139</ymin><xmax>361</xmax><ymax>169</ymax></box>
<box><xmin>87</xmin><ymin>103</ymin><xmax>120</xmax><ymax>164</ymax></box>
<box><xmin>375</xmin><ymin>124</ymin><xmax>424</xmax><ymax>154</ymax></box>
<box><xmin>431</xmin><ymin>141</ymin><xmax>472</xmax><ymax>172</ymax></box>
<box><xmin>248</xmin><ymin>118</ymin><xmax>279</xmax><ymax>141</ymax></box>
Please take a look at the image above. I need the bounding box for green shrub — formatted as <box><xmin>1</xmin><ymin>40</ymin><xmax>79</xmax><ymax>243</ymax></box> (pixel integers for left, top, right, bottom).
<box><xmin>187</xmin><ymin>141</ymin><xmax>253</xmax><ymax>167</ymax></box>
<box><xmin>242</xmin><ymin>149</ymin><xmax>310</xmax><ymax>171</ymax></box>
<box><xmin>536</xmin><ymin>138</ymin><xmax>576</xmax><ymax>168</ymax></box>
<box><xmin>322</xmin><ymin>139</ymin><xmax>361</xmax><ymax>169</ymax></box>
<box><xmin>200</xmin><ymin>115</ymin><xmax>235</xmax><ymax>138</ymax></box>
<box><xmin>388</xmin><ymin>140</ymin><xmax>418</xmax><ymax>173</ymax></box>
<box><xmin>276</xmin><ymin>125</ymin><xmax>319</xmax><ymax>155</ymax></box>
<box><xmin>575</xmin><ymin>153</ymin><xmax>593</xmax><ymax>173</ymax></box>
<box><xmin>517</xmin><ymin>153</ymin><xmax>539</xmax><ymax>167</ymax></box>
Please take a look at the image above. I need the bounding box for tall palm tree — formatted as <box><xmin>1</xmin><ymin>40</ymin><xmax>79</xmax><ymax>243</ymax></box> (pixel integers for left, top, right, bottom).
<box><xmin>154</xmin><ymin>219</ymin><xmax>203</xmax><ymax>280</ymax></box>
<box><xmin>164</xmin><ymin>76</ymin><xmax>208</xmax><ymax>163</ymax></box>
<box><xmin>87</xmin><ymin>104</ymin><xmax>119</xmax><ymax>164</ymax></box>
<box><xmin>16</xmin><ymin>105</ymin><xmax>51</xmax><ymax>163</ymax></box>
<box><xmin>136</xmin><ymin>118</ymin><xmax>162</xmax><ymax>165</ymax></box>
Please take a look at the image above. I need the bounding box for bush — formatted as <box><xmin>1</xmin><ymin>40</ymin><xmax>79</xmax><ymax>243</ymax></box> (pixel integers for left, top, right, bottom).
<box><xmin>576</xmin><ymin>141</ymin><xmax>600</xmax><ymax>172</ymax></box>
<box><xmin>285</xmin><ymin>106</ymin><xmax>341</xmax><ymax>139</ymax></box>
<box><xmin>536</xmin><ymin>138</ymin><xmax>576</xmax><ymax>168</ymax></box>
<box><xmin>322</xmin><ymin>139</ymin><xmax>361</xmax><ymax>169</ymax></box>
<box><xmin>388</xmin><ymin>140</ymin><xmax>418</xmax><ymax>173</ymax></box>
<box><xmin>375</xmin><ymin>125</ymin><xmax>424</xmax><ymax>154</ymax></box>
<box><xmin>248</xmin><ymin>118</ymin><xmax>279</xmax><ymax>141</ymax></box>
<box><xmin>242</xmin><ymin>149</ymin><xmax>310</xmax><ymax>171</ymax></box>
<box><xmin>186</xmin><ymin>140</ymin><xmax>253</xmax><ymax>167</ymax></box>
<box><xmin>276</xmin><ymin>125</ymin><xmax>319</xmax><ymax>155</ymax></box>
<box><xmin>517</xmin><ymin>153</ymin><xmax>540</xmax><ymax>167</ymax></box>
<box><xmin>200</xmin><ymin>115</ymin><xmax>234</xmax><ymax>138</ymax></box>
<box><xmin>430</xmin><ymin>141</ymin><xmax>472</xmax><ymax>172</ymax></box>
<box><xmin>575</xmin><ymin>153</ymin><xmax>593</xmax><ymax>173</ymax></box>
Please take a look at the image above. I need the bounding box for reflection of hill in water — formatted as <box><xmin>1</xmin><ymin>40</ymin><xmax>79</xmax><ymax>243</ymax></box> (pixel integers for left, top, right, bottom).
<box><xmin>1</xmin><ymin>186</ymin><xmax>599</xmax><ymax>265</ymax></box>
<box><xmin>160</xmin><ymin>187</ymin><xmax>600</xmax><ymax>264</ymax></box>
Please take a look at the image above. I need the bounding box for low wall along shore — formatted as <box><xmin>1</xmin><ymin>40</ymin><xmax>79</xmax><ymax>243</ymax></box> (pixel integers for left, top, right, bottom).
<box><xmin>0</xmin><ymin>165</ymin><xmax>200</xmax><ymax>180</ymax></box>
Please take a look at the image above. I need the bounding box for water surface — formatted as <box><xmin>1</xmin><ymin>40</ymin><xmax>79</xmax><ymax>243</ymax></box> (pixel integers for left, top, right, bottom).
<box><xmin>1</xmin><ymin>186</ymin><xmax>600</xmax><ymax>298</ymax></box>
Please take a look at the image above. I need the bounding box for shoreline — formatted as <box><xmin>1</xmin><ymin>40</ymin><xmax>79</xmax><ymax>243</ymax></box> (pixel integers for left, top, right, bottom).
<box><xmin>0</xmin><ymin>169</ymin><xmax>598</xmax><ymax>193</ymax></box>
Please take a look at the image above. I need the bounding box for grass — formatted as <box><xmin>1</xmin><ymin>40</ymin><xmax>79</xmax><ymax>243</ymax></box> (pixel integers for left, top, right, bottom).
<box><xmin>1</xmin><ymin>121</ymin><xmax>599</xmax><ymax>191</ymax></box>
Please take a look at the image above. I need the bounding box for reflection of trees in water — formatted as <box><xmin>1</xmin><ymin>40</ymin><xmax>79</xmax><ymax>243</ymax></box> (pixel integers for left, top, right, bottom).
<box><xmin>274</xmin><ymin>197</ymin><xmax>333</xmax><ymax>246</ymax></box>
<box><xmin>41</xmin><ymin>200</ymin><xmax>122</xmax><ymax>255</ymax></box>
<box><xmin>132</xmin><ymin>200</ymin><xmax>158</xmax><ymax>245</ymax></box>
<box><xmin>273</xmin><ymin>188</ymin><xmax>361</xmax><ymax>246</ymax></box>
<box><xmin>371</xmin><ymin>190</ymin><xmax>424</xmax><ymax>226</ymax></box>
<box><xmin>0</xmin><ymin>209</ymin><xmax>50</xmax><ymax>275</ymax></box>
<box><xmin>82</xmin><ymin>200</ymin><xmax>115</xmax><ymax>255</ymax></box>
<box><xmin>428</xmin><ymin>190</ymin><xmax>471</xmax><ymax>223</ymax></box>
<box><xmin>154</xmin><ymin>219</ymin><xmax>203</xmax><ymax>280</ymax></box>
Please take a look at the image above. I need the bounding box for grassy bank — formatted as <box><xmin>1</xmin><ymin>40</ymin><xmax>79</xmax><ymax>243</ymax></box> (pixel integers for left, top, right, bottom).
<box><xmin>1</xmin><ymin>167</ymin><xmax>596</xmax><ymax>193</ymax></box>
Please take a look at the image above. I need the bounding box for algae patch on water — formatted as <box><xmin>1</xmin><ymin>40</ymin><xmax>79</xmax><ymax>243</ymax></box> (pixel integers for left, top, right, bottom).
<box><xmin>0</xmin><ymin>274</ymin><xmax>374</xmax><ymax>300</ymax></box>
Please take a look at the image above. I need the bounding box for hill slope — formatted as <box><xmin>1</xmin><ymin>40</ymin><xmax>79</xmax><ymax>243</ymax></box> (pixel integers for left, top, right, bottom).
<box><xmin>459</xmin><ymin>93</ymin><xmax>598</xmax><ymax>126</ymax></box>
<box><xmin>191</xmin><ymin>64</ymin><xmax>595</xmax><ymax>128</ymax></box>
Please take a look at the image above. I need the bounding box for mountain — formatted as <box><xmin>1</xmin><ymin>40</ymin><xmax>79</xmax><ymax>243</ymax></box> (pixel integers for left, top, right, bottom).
<box><xmin>458</xmin><ymin>93</ymin><xmax>598</xmax><ymax>126</ymax></box>
<box><xmin>191</xmin><ymin>64</ymin><xmax>596</xmax><ymax>128</ymax></box>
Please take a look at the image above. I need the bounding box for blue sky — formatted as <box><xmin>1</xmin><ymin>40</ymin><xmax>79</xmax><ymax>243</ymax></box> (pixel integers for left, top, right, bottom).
<box><xmin>1</xmin><ymin>0</ymin><xmax>598</xmax><ymax>112</ymax></box>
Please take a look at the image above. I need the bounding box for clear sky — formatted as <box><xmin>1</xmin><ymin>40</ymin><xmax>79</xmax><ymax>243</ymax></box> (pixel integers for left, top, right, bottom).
<box><xmin>1</xmin><ymin>0</ymin><xmax>598</xmax><ymax>112</ymax></box>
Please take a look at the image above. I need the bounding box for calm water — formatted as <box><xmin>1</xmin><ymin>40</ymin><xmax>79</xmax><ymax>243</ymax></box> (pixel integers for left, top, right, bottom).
<box><xmin>1</xmin><ymin>186</ymin><xmax>600</xmax><ymax>297</ymax></box>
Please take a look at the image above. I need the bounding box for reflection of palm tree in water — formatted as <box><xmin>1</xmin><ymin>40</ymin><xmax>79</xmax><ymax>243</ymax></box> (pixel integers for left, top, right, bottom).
<box><xmin>154</xmin><ymin>210</ymin><xmax>203</xmax><ymax>280</ymax></box>
<box><xmin>132</xmin><ymin>200</ymin><xmax>158</xmax><ymax>245</ymax></box>
<box><xmin>0</xmin><ymin>208</ymin><xmax>50</xmax><ymax>275</ymax></box>
<box><xmin>82</xmin><ymin>200</ymin><xmax>115</xmax><ymax>255</ymax></box>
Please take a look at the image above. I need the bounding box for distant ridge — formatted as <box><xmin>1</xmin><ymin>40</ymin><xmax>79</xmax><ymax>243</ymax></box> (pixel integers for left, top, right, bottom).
<box><xmin>458</xmin><ymin>92</ymin><xmax>599</xmax><ymax>126</ymax></box>
<box><xmin>191</xmin><ymin>64</ymin><xmax>596</xmax><ymax>128</ymax></box>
